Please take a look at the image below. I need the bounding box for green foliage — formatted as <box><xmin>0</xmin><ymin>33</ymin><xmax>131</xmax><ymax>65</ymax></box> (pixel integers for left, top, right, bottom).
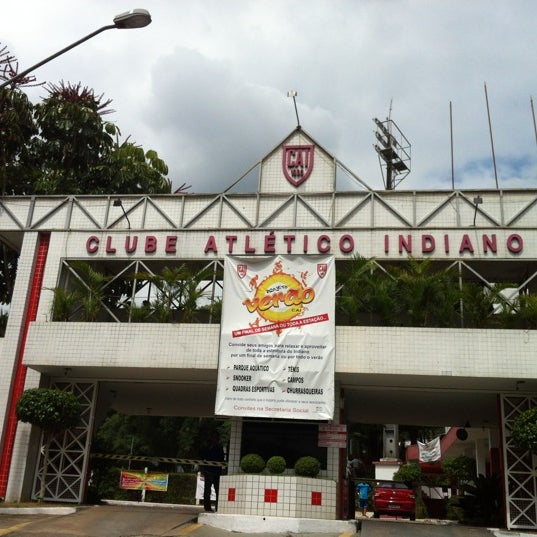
<box><xmin>130</xmin><ymin>265</ymin><xmax>209</xmax><ymax>323</ymax></box>
<box><xmin>49</xmin><ymin>287</ymin><xmax>80</xmax><ymax>321</ymax></box>
<box><xmin>0</xmin><ymin>87</ymin><xmax>37</xmax><ymax>196</ymax></box>
<box><xmin>15</xmin><ymin>388</ymin><xmax>81</xmax><ymax>432</ymax></box>
<box><xmin>336</xmin><ymin>256</ymin><xmax>394</xmax><ymax>326</ymax></box>
<box><xmin>294</xmin><ymin>456</ymin><xmax>320</xmax><ymax>477</ymax></box>
<box><xmin>441</xmin><ymin>456</ymin><xmax>476</xmax><ymax>491</ymax></box>
<box><xmin>93</xmin><ymin>413</ymin><xmax>229</xmax><ymax>465</ymax></box>
<box><xmin>266</xmin><ymin>456</ymin><xmax>286</xmax><ymax>474</ymax></box>
<box><xmin>240</xmin><ymin>454</ymin><xmax>266</xmax><ymax>473</ymax></box>
<box><xmin>511</xmin><ymin>407</ymin><xmax>537</xmax><ymax>453</ymax></box>
<box><xmin>145</xmin><ymin>473</ymin><xmax>197</xmax><ymax>505</ymax></box>
<box><xmin>446</xmin><ymin>495</ymin><xmax>466</xmax><ymax>522</ymax></box>
<box><xmin>393</xmin><ymin>462</ymin><xmax>422</xmax><ymax>486</ymax></box>
<box><xmin>388</xmin><ymin>257</ymin><xmax>461</xmax><ymax>327</ymax></box>
<box><xmin>0</xmin><ymin>80</ymin><xmax>171</xmax><ymax>307</ymax></box>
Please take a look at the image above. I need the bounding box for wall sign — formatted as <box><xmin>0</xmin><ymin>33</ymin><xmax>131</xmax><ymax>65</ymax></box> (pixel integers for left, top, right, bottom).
<box><xmin>215</xmin><ymin>254</ymin><xmax>335</xmax><ymax>420</ymax></box>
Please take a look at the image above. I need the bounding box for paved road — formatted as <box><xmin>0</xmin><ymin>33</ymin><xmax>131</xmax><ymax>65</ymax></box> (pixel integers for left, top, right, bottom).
<box><xmin>360</xmin><ymin>519</ymin><xmax>493</xmax><ymax>537</ymax></box>
<box><xmin>0</xmin><ymin>504</ymin><xmax>502</xmax><ymax>537</ymax></box>
<box><xmin>0</xmin><ymin>504</ymin><xmax>200</xmax><ymax>537</ymax></box>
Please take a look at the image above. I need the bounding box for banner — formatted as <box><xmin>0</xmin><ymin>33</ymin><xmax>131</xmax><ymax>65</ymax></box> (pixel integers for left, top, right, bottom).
<box><xmin>119</xmin><ymin>471</ymin><xmax>169</xmax><ymax>491</ymax></box>
<box><xmin>215</xmin><ymin>255</ymin><xmax>335</xmax><ymax>420</ymax></box>
<box><xmin>418</xmin><ymin>437</ymin><xmax>441</xmax><ymax>462</ymax></box>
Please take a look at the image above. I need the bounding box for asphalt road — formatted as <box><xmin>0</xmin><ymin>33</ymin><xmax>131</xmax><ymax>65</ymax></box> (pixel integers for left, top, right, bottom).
<box><xmin>360</xmin><ymin>519</ymin><xmax>493</xmax><ymax>537</ymax></box>
<box><xmin>0</xmin><ymin>504</ymin><xmax>500</xmax><ymax>537</ymax></box>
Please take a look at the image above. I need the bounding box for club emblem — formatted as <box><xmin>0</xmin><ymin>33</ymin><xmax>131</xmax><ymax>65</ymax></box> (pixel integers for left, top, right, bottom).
<box><xmin>237</xmin><ymin>264</ymin><xmax>247</xmax><ymax>279</ymax></box>
<box><xmin>317</xmin><ymin>263</ymin><xmax>328</xmax><ymax>278</ymax></box>
<box><xmin>282</xmin><ymin>144</ymin><xmax>315</xmax><ymax>187</ymax></box>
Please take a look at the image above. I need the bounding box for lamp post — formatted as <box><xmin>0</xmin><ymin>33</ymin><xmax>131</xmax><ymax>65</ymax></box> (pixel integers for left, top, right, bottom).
<box><xmin>0</xmin><ymin>9</ymin><xmax>151</xmax><ymax>90</ymax></box>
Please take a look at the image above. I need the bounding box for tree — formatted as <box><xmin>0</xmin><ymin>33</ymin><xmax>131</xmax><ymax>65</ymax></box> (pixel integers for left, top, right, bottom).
<box><xmin>511</xmin><ymin>407</ymin><xmax>537</xmax><ymax>453</ymax></box>
<box><xmin>16</xmin><ymin>388</ymin><xmax>81</xmax><ymax>501</ymax></box>
<box><xmin>0</xmin><ymin>46</ymin><xmax>38</xmax><ymax>304</ymax></box>
<box><xmin>336</xmin><ymin>256</ymin><xmax>395</xmax><ymax>326</ymax></box>
<box><xmin>31</xmin><ymin>82</ymin><xmax>171</xmax><ymax>195</ymax></box>
<box><xmin>0</xmin><ymin>58</ymin><xmax>173</xmax><ymax>306</ymax></box>
<box><xmin>387</xmin><ymin>257</ymin><xmax>461</xmax><ymax>327</ymax></box>
<box><xmin>131</xmin><ymin>265</ymin><xmax>210</xmax><ymax>323</ymax></box>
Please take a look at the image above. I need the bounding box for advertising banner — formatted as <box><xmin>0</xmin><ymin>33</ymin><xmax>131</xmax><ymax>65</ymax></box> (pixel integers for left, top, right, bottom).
<box><xmin>215</xmin><ymin>255</ymin><xmax>335</xmax><ymax>420</ymax></box>
<box><xmin>119</xmin><ymin>471</ymin><xmax>169</xmax><ymax>491</ymax></box>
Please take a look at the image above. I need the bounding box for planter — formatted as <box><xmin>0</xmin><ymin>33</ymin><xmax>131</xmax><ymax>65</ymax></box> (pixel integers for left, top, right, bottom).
<box><xmin>218</xmin><ymin>474</ymin><xmax>336</xmax><ymax>520</ymax></box>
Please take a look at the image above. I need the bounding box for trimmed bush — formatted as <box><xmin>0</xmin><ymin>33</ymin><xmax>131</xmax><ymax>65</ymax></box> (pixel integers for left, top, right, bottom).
<box><xmin>511</xmin><ymin>407</ymin><xmax>537</xmax><ymax>453</ymax></box>
<box><xmin>240</xmin><ymin>453</ymin><xmax>266</xmax><ymax>473</ymax></box>
<box><xmin>267</xmin><ymin>456</ymin><xmax>286</xmax><ymax>474</ymax></box>
<box><xmin>294</xmin><ymin>456</ymin><xmax>320</xmax><ymax>477</ymax></box>
<box><xmin>146</xmin><ymin>473</ymin><xmax>196</xmax><ymax>505</ymax></box>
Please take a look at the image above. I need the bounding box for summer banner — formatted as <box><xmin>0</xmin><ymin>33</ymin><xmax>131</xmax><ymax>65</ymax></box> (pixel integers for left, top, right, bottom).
<box><xmin>215</xmin><ymin>255</ymin><xmax>335</xmax><ymax>420</ymax></box>
<box><xmin>119</xmin><ymin>471</ymin><xmax>169</xmax><ymax>491</ymax></box>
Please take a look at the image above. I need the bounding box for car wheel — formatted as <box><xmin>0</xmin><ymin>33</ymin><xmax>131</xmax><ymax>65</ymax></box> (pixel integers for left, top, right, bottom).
<box><xmin>373</xmin><ymin>512</ymin><xmax>380</xmax><ymax>518</ymax></box>
<box><xmin>409</xmin><ymin>514</ymin><xmax>415</xmax><ymax>521</ymax></box>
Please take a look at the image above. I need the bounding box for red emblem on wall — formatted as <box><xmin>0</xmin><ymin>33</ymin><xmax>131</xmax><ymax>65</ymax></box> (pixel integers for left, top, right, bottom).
<box><xmin>317</xmin><ymin>263</ymin><xmax>328</xmax><ymax>278</ymax></box>
<box><xmin>237</xmin><ymin>264</ymin><xmax>247</xmax><ymax>279</ymax></box>
<box><xmin>282</xmin><ymin>144</ymin><xmax>315</xmax><ymax>187</ymax></box>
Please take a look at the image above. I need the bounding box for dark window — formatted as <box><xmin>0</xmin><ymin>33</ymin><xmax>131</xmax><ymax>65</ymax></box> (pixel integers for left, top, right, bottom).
<box><xmin>241</xmin><ymin>420</ymin><xmax>327</xmax><ymax>469</ymax></box>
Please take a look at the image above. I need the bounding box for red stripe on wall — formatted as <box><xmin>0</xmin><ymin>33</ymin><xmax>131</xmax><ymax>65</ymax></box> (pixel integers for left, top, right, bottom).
<box><xmin>0</xmin><ymin>233</ymin><xmax>50</xmax><ymax>498</ymax></box>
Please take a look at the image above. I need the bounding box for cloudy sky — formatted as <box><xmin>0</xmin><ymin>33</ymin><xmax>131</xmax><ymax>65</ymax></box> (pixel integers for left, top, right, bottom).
<box><xmin>3</xmin><ymin>1</ymin><xmax>537</xmax><ymax>193</ymax></box>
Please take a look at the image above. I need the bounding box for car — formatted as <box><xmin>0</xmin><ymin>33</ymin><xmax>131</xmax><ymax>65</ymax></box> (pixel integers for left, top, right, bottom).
<box><xmin>373</xmin><ymin>480</ymin><xmax>416</xmax><ymax>520</ymax></box>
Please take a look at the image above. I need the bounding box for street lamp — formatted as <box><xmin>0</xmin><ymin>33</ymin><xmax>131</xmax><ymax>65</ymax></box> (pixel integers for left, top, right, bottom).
<box><xmin>0</xmin><ymin>9</ymin><xmax>151</xmax><ymax>90</ymax></box>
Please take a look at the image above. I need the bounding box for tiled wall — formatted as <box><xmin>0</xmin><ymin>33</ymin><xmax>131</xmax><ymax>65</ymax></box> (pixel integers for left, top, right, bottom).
<box><xmin>23</xmin><ymin>323</ymin><xmax>537</xmax><ymax>382</ymax></box>
<box><xmin>218</xmin><ymin>475</ymin><xmax>336</xmax><ymax>519</ymax></box>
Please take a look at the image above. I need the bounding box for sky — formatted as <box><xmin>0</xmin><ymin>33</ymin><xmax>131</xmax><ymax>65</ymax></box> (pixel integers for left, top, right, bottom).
<box><xmin>3</xmin><ymin>0</ymin><xmax>537</xmax><ymax>194</ymax></box>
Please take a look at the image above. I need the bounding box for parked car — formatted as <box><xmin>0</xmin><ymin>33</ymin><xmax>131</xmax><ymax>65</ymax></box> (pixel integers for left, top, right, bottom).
<box><xmin>373</xmin><ymin>480</ymin><xmax>416</xmax><ymax>520</ymax></box>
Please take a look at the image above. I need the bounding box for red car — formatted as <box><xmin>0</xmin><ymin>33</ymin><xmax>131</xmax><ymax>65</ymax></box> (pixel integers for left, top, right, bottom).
<box><xmin>373</xmin><ymin>480</ymin><xmax>416</xmax><ymax>520</ymax></box>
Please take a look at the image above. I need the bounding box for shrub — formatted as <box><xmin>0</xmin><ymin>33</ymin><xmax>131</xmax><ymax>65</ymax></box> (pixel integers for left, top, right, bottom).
<box><xmin>146</xmin><ymin>473</ymin><xmax>197</xmax><ymax>505</ymax></box>
<box><xmin>446</xmin><ymin>495</ymin><xmax>466</xmax><ymax>522</ymax></box>
<box><xmin>511</xmin><ymin>407</ymin><xmax>537</xmax><ymax>453</ymax></box>
<box><xmin>267</xmin><ymin>456</ymin><xmax>286</xmax><ymax>474</ymax></box>
<box><xmin>294</xmin><ymin>456</ymin><xmax>320</xmax><ymax>477</ymax></box>
<box><xmin>393</xmin><ymin>462</ymin><xmax>422</xmax><ymax>486</ymax></box>
<box><xmin>240</xmin><ymin>453</ymin><xmax>266</xmax><ymax>473</ymax></box>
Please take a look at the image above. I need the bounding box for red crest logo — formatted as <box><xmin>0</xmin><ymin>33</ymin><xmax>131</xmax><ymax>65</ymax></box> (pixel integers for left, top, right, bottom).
<box><xmin>317</xmin><ymin>263</ymin><xmax>328</xmax><ymax>278</ymax></box>
<box><xmin>237</xmin><ymin>264</ymin><xmax>247</xmax><ymax>279</ymax></box>
<box><xmin>282</xmin><ymin>144</ymin><xmax>315</xmax><ymax>187</ymax></box>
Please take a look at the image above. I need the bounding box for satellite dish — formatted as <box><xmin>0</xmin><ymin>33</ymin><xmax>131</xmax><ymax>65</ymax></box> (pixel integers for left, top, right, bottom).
<box><xmin>456</xmin><ymin>428</ymin><xmax>468</xmax><ymax>441</ymax></box>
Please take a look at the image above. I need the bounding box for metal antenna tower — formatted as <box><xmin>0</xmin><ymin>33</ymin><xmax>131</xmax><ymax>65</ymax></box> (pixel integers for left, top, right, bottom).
<box><xmin>373</xmin><ymin>109</ymin><xmax>411</xmax><ymax>190</ymax></box>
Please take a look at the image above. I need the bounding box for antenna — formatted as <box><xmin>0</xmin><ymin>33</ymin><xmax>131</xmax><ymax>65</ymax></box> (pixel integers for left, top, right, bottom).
<box><xmin>531</xmin><ymin>96</ymin><xmax>537</xmax><ymax>151</ymax></box>
<box><xmin>373</xmin><ymin>109</ymin><xmax>411</xmax><ymax>190</ymax></box>
<box><xmin>450</xmin><ymin>101</ymin><xmax>455</xmax><ymax>189</ymax></box>
<box><xmin>484</xmin><ymin>82</ymin><xmax>499</xmax><ymax>189</ymax></box>
<box><xmin>287</xmin><ymin>90</ymin><xmax>301</xmax><ymax>129</ymax></box>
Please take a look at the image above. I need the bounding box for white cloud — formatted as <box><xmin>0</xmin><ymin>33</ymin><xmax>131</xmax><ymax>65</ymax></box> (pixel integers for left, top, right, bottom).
<box><xmin>3</xmin><ymin>0</ymin><xmax>537</xmax><ymax>193</ymax></box>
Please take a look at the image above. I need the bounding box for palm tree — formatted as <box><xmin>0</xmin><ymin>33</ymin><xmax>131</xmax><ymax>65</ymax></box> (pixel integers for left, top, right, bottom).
<box><xmin>387</xmin><ymin>257</ymin><xmax>461</xmax><ymax>327</ymax></box>
<box><xmin>336</xmin><ymin>256</ymin><xmax>395</xmax><ymax>326</ymax></box>
<box><xmin>131</xmin><ymin>264</ymin><xmax>210</xmax><ymax>323</ymax></box>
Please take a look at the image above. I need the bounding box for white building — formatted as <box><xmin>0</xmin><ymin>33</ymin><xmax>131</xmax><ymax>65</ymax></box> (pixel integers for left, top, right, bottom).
<box><xmin>0</xmin><ymin>127</ymin><xmax>536</xmax><ymax>529</ymax></box>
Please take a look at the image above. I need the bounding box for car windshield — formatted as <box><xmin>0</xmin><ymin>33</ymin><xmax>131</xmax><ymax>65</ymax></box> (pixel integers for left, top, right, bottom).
<box><xmin>378</xmin><ymin>481</ymin><xmax>409</xmax><ymax>489</ymax></box>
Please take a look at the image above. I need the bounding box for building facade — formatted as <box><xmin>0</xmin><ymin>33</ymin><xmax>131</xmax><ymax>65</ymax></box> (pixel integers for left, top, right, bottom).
<box><xmin>1</xmin><ymin>128</ymin><xmax>537</xmax><ymax>528</ymax></box>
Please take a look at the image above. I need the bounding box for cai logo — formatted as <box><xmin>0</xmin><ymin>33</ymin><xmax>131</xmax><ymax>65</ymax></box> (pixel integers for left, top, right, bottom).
<box><xmin>282</xmin><ymin>144</ymin><xmax>315</xmax><ymax>187</ymax></box>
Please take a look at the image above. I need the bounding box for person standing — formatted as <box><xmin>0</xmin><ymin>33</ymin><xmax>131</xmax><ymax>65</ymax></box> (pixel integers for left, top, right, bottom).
<box><xmin>201</xmin><ymin>431</ymin><xmax>225</xmax><ymax>512</ymax></box>
<box><xmin>356</xmin><ymin>481</ymin><xmax>371</xmax><ymax>517</ymax></box>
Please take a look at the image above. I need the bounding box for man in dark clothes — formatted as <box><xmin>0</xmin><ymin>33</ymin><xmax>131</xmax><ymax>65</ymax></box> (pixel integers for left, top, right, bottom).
<box><xmin>201</xmin><ymin>431</ymin><xmax>225</xmax><ymax>512</ymax></box>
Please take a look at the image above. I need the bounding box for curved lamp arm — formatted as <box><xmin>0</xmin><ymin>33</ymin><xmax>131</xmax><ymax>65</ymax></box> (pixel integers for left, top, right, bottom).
<box><xmin>0</xmin><ymin>9</ymin><xmax>151</xmax><ymax>90</ymax></box>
